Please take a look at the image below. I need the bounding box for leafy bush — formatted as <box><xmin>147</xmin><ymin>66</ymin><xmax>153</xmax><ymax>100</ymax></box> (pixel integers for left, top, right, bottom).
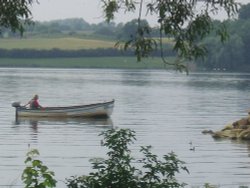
<box><xmin>22</xmin><ymin>149</ymin><xmax>57</xmax><ymax>188</ymax></box>
<box><xmin>66</xmin><ymin>128</ymin><xmax>188</xmax><ymax>188</ymax></box>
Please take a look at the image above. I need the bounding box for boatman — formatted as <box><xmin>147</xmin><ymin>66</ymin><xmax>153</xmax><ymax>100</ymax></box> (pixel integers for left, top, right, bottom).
<box><xmin>24</xmin><ymin>94</ymin><xmax>43</xmax><ymax>109</ymax></box>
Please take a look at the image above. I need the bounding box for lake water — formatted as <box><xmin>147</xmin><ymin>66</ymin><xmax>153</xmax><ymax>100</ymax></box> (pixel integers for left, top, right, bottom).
<box><xmin>1</xmin><ymin>68</ymin><xmax>250</xmax><ymax>187</ymax></box>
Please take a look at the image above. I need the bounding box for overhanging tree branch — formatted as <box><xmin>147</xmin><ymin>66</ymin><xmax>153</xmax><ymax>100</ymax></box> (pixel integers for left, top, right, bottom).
<box><xmin>102</xmin><ymin>0</ymin><xmax>239</xmax><ymax>71</ymax></box>
<box><xmin>0</xmin><ymin>0</ymin><xmax>34</xmax><ymax>34</ymax></box>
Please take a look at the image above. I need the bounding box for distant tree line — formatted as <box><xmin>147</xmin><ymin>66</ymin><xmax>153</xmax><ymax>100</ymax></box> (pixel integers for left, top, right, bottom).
<box><xmin>196</xmin><ymin>3</ymin><xmax>250</xmax><ymax>71</ymax></box>
<box><xmin>0</xmin><ymin>18</ymin><xmax>158</xmax><ymax>40</ymax></box>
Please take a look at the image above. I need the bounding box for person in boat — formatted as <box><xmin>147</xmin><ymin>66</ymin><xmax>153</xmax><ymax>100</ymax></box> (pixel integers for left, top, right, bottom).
<box><xmin>24</xmin><ymin>94</ymin><xmax>43</xmax><ymax>109</ymax></box>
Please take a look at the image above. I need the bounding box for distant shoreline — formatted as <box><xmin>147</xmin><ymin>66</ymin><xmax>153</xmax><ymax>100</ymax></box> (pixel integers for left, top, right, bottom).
<box><xmin>0</xmin><ymin>57</ymin><xmax>171</xmax><ymax>69</ymax></box>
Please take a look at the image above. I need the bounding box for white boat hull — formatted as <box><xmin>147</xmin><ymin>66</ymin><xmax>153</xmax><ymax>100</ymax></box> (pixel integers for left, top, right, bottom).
<box><xmin>14</xmin><ymin>100</ymin><xmax>114</xmax><ymax>118</ymax></box>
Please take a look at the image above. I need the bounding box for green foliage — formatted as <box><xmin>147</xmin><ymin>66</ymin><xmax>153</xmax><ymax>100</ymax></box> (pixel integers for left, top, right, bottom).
<box><xmin>203</xmin><ymin>183</ymin><xmax>218</xmax><ymax>188</ymax></box>
<box><xmin>197</xmin><ymin>13</ymin><xmax>250</xmax><ymax>71</ymax></box>
<box><xmin>0</xmin><ymin>0</ymin><xmax>33</xmax><ymax>34</ymax></box>
<box><xmin>116</xmin><ymin>24</ymin><xmax>157</xmax><ymax>62</ymax></box>
<box><xmin>101</xmin><ymin>0</ymin><xmax>136</xmax><ymax>22</ymax></box>
<box><xmin>22</xmin><ymin>149</ymin><xmax>57</xmax><ymax>188</ymax></box>
<box><xmin>101</xmin><ymin>0</ymin><xmax>239</xmax><ymax>71</ymax></box>
<box><xmin>66</xmin><ymin>128</ymin><xmax>188</xmax><ymax>188</ymax></box>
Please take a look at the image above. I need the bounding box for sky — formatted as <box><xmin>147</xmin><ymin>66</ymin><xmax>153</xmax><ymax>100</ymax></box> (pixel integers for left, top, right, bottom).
<box><xmin>31</xmin><ymin>0</ymin><xmax>102</xmax><ymax>23</ymax></box>
<box><xmin>30</xmin><ymin>0</ymin><xmax>250</xmax><ymax>24</ymax></box>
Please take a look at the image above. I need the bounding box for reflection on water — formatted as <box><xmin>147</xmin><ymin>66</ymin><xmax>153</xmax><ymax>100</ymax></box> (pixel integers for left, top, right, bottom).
<box><xmin>13</xmin><ymin>117</ymin><xmax>113</xmax><ymax>145</ymax></box>
<box><xmin>15</xmin><ymin>116</ymin><xmax>113</xmax><ymax>127</ymax></box>
<box><xmin>1</xmin><ymin>68</ymin><xmax>250</xmax><ymax>187</ymax></box>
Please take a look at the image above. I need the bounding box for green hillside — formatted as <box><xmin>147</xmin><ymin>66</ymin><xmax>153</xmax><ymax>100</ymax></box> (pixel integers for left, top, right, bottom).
<box><xmin>0</xmin><ymin>37</ymin><xmax>116</xmax><ymax>50</ymax></box>
<box><xmin>0</xmin><ymin>57</ymin><xmax>170</xmax><ymax>69</ymax></box>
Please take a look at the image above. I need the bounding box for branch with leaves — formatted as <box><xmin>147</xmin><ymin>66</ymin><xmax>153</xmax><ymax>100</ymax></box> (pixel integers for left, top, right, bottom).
<box><xmin>101</xmin><ymin>0</ymin><xmax>239</xmax><ymax>71</ymax></box>
<box><xmin>22</xmin><ymin>149</ymin><xmax>57</xmax><ymax>188</ymax></box>
<box><xmin>0</xmin><ymin>0</ymin><xmax>34</xmax><ymax>34</ymax></box>
<box><xmin>66</xmin><ymin>128</ymin><xmax>188</xmax><ymax>188</ymax></box>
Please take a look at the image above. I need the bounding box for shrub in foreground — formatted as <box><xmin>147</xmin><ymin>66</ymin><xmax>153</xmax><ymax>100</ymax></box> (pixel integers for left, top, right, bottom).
<box><xmin>22</xmin><ymin>149</ymin><xmax>57</xmax><ymax>188</ymax></box>
<box><xmin>66</xmin><ymin>128</ymin><xmax>189</xmax><ymax>188</ymax></box>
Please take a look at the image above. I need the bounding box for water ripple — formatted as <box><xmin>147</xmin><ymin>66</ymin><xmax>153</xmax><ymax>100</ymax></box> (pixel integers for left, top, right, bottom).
<box><xmin>1</xmin><ymin>68</ymin><xmax>250</xmax><ymax>187</ymax></box>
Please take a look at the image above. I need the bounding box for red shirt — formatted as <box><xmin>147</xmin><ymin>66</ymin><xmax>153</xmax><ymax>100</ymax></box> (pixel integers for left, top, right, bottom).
<box><xmin>33</xmin><ymin>99</ymin><xmax>39</xmax><ymax>107</ymax></box>
<box><xmin>30</xmin><ymin>99</ymin><xmax>40</xmax><ymax>108</ymax></box>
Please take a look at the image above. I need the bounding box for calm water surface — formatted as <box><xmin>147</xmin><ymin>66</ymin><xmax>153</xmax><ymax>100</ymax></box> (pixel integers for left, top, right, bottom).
<box><xmin>1</xmin><ymin>68</ymin><xmax>250</xmax><ymax>187</ymax></box>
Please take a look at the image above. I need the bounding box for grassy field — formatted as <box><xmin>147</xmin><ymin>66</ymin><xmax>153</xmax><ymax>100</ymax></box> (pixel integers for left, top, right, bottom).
<box><xmin>0</xmin><ymin>37</ymin><xmax>176</xmax><ymax>69</ymax></box>
<box><xmin>0</xmin><ymin>37</ymin><xmax>173</xmax><ymax>50</ymax></box>
<box><xmin>0</xmin><ymin>57</ymin><xmax>173</xmax><ymax>69</ymax></box>
<box><xmin>0</xmin><ymin>37</ymin><xmax>116</xmax><ymax>50</ymax></box>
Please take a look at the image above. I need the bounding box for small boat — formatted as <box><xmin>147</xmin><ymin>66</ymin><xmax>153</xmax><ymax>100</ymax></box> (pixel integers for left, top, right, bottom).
<box><xmin>12</xmin><ymin>100</ymin><xmax>114</xmax><ymax>118</ymax></box>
